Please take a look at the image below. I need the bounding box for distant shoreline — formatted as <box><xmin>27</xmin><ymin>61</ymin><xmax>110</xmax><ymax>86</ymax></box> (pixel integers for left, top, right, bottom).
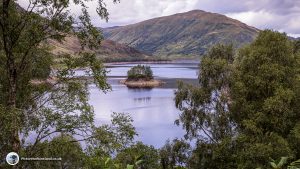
<box><xmin>61</xmin><ymin>59</ymin><xmax>199</xmax><ymax>71</ymax></box>
<box><xmin>104</xmin><ymin>60</ymin><xmax>172</xmax><ymax>66</ymax></box>
<box><xmin>104</xmin><ymin>59</ymin><xmax>199</xmax><ymax>66</ymax></box>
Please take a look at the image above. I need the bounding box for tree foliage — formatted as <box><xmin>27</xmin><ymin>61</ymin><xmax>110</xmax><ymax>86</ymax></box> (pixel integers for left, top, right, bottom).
<box><xmin>22</xmin><ymin>134</ymin><xmax>86</xmax><ymax>169</ymax></box>
<box><xmin>115</xmin><ymin>142</ymin><xmax>160</xmax><ymax>169</ymax></box>
<box><xmin>1</xmin><ymin>1</ymin><xmax>300</xmax><ymax>167</ymax></box>
<box><xmin>231</xmin><ymin>30</ymin><xmax>299</xmax><ymax>169</ymax></box>
<box><xmin>175</xmin><ymin>44</ymin><xmax>235</xmax><ymax>142</ymax></box>
<box><xmin>159</xmin><ymin>138</ymin><xmax>191</xmax><ymax>169</ymax></box>
<box><xmin>175</xmin><ymin>30</ymin><xmax>300</xmax><ymax>169</ymax></box>
<box><xmin>127</xmin><ymin>65</ymin><xmax>153</xmax><ymax>81</ymax></box>
<box><xmin>0</xmin><ymin>0</ymin><xmax>118</xmax><ymax>168</ymax></box>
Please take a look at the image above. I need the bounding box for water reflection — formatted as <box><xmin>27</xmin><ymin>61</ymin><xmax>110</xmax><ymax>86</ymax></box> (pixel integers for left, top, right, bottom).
<box><xmin>133</xmin><ymin>97</ymin><xmax>151</xmax><ymax>103</ymax></box>
<box><xmin>89</xmin><ymin>62</ymin><xmax>199</xmax><ymax>147</ymax></box>
<box><xmin>128</xmin><ymin>88</ymin><xmax>153</xmax><ymax>92</ymax></box>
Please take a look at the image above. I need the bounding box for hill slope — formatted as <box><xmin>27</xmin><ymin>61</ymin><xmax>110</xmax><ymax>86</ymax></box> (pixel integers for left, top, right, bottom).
<box><xmin>49</xmin><ymin>36</ymin><xmax>151</xmax><ymax>62</ymax></box>
<box><xmin>103</xmin><ymin>10</ymin><xmax>259</xmax><ymax>57</ymax></box>
<box><xmin>15</xmin><ymin>3</ymin><xmax>150</xmax><ymax>62</ymax></box>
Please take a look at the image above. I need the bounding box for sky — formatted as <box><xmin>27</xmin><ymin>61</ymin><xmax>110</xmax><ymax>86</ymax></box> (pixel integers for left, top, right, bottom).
<box><xmin>18</xmin><ymin>0</ymin><xmax>300</xmax><ymax>37</ymax></box>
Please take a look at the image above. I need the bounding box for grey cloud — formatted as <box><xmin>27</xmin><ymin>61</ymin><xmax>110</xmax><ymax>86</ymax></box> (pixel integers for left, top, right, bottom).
<box><xmin>95</xmin><ymin>0</ymin><xmax>300</xmax><ymax>36</ymax></box>
<box><xmin>195</xmin><ymin>0</ymin><xmax>300</xmax><ymax>15</ymax></box>
<box><xmin>94</xmin><ymin>0</ymin><xmax>199</xmax><ymax>27</ymax></box>
<box><xmin>17</xmin><ymin>0</ymin><xmax>300</xmax><ymax>37</ymax></box>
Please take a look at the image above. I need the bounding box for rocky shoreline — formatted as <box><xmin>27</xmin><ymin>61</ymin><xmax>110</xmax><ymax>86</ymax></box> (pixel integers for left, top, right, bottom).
<box><xmin>120</xmin><ymin>79</ymin><xmax>165</xmax><ymax>88</ymax></box>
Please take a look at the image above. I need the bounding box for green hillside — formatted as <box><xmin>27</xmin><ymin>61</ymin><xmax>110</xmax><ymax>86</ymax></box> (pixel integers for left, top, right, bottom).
<box><xmin>103</xmin><ymin>10</ymin><xmax>259</xmax><ymax>58</ymax></box>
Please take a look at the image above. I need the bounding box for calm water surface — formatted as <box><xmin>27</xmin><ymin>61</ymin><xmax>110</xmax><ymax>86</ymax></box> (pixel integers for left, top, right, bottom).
<box><xmin>89</xmin><ymin>62</ymin><xmax>199</xmax><ymax>147</ymax></box>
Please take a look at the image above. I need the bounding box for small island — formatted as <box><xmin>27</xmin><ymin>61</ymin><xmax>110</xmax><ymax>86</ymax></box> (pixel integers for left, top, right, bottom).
<box><xmin>120</xmin><ymin>65</ymin><xmax>165</xmax><ymax>88</ymax></box>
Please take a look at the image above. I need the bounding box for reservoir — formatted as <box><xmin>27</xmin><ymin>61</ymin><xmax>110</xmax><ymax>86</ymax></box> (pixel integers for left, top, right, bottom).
<box><xmin>89</xmin><ymin>62</ymin><xmax>199</xmax><ymax>147</ymax></box>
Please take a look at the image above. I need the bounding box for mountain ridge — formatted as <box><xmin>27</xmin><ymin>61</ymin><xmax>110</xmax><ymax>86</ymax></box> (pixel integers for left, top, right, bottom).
<box><xmin>104</xmin><ymin>10</ymin><xmax>258</xmax><ymax>32</ymax></box>
<box><xmin>102</xmin><ymin>10</ymin><xmax>260</xmax><ymax>57</ymax></box>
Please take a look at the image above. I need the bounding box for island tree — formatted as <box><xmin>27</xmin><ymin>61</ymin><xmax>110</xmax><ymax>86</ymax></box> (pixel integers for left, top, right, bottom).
<box><xmin>127</xmin><ymin>65</ymin><xmax>153</xmax><ymax>81</ymax></box>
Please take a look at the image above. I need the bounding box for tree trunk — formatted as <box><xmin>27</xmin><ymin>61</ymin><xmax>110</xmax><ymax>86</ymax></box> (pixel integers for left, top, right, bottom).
<box><xmin>2</xmin><ymin>0</ymin><xmax>21</xmax><ymax>155</ymax></box>
<box><xmin>8</xmin><ymin>69</ymin><xmax>20</xmax><ymax>153</ymax></box>
<box><xmin>6</xmin><ymin>53</ymin><xmax>20</xmax><ymax>169</ymax></box>
<box><xmin>8</xmin><ymin>67</ymin><xmax>20</xmax><ymax>168</ymax></box>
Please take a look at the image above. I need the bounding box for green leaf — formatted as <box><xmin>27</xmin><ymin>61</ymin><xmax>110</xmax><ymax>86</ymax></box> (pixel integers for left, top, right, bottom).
<box><xmin>270</xmin><ymin>162</ymin><xmax>278</xmax><ymax>169</ymax></box>
<box><xmin>105</xmin><ymin>158</ymin><xmax>111</xmax><ymax>166</ymax></box>
<box><xmin>278</xmin><ymin>157</ymin><xmax>288</xmax><ymax>167</ymax></box>
<box><xmin>135</xmin><ymin>154</ymin><xmax>144</xmax><ymax>161</ymax></box>
<box><xmin>135</xmin><ymin>159</ymin><xmax>144</xmax><ymax>166</ymax></box>
<box><xmin>289</xmin><ymin>159</ymin><xmax>300</xmax><ymax>168</ymax></box>
<box><xmin>114</xmin><ymin>163</ymin><xmax>120</xmax><ymax>169</ymax></box>
<box><xmin>127</xmin><ymin>164</ymin><xmax>134</xmax><ymax>169</ymax></box>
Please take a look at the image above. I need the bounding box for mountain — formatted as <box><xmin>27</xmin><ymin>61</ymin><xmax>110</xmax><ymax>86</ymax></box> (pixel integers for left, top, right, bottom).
<box><xmin>15</xmin><ymin>3</ymin><xmax>150</xmax><ymax>62</ymax></box>
<box><xmin>103</xmin><ymin>10</ymin><xmax>259</xmax><ymax>57</ymax></box>
<box><xmin>49</xmin><ymin>36</ymin><xmax>151</xmax><ymax>62</ymax></box>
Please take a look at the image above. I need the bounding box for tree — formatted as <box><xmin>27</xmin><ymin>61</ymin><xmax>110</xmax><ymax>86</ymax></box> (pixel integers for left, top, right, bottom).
<box><xmin>175</xmin><ymin>44</ymin><xmax>235</xmax><ymax>143</ymax></box>
<box><xmin>115</xmin><ymin>142</ymin><xmax>160</xmax><ymax>169</ymax></box>
<box><xmin>187</xmin><ymin>138</ymin><xmax>237</xmax><ymax>169</ymax></box>
<box><xmin>0</xmin><ymin>0</ymin><xmax>119</xmax><ymax>167</ymax></box>
<box><xmin>83</xmin><ymin>112</ymin><xmax>138</xmax><ymax>169</ymax></box>
<box><xmin>127</xmin><ymin>65</ymin><xmax>153</xmax><ymax>81</ymax></box>
<box><xmin>231</xmin><ymin>30</ymin><xmax>300</xmax><ymax>169</ymax></box>
<box><xmin>22</xmin><ymin>134</ymin><xmax>86</xmax><ymax>169</ymax></box>
<box><xmin>174</xmin><ymin>30</ymin><xmax>300</xmax><ymax>169</ymax></box>
<box><xmin>159</xmin><ymin>139</ymin><xmax>191</xmax><ymax>169</ymax></box>
<box><xmin>174</xmin><ymin>44</ymin><xmax>236</xmax><ymax>169</ymax></box>
<box><xmin>86</xmin><ymin>112</ymin><xmax>137</xmax><ymax>156</ymax></box>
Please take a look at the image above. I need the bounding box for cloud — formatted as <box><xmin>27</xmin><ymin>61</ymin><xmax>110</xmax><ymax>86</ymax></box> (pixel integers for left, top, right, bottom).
<box><xmin>88</xmin><ymin>0</ymin><xmax>199</xmax><ymax>27</ymax></box>
<box><xmin>226</xmin><ymin>11</ymin><xmax>283</xmax><ymax>30</ymax></box>
<box><xmin>91</xmin><ymin>0</ymin><xmax>300</xmax><ymax>37</ymax></box>
<box><xmin>17</xmin><ymin>0</ymin><xmax>300</xmax><ymax>37</ymax></box>
<box><xmin>226</xmin><ymin>10</ymin><xmax>300</xmax><ymax>36</ymax></box>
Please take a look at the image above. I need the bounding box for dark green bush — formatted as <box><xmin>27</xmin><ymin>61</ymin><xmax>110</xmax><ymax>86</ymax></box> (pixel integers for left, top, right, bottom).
<box><xmin>127</xmin><ymin>65</ymin><xmax>153</xmax><ymax>81</ymax></box>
